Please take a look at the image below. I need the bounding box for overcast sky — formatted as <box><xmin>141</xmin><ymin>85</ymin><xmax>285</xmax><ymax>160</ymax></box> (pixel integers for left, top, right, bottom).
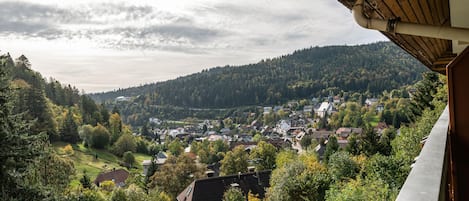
<box><xmin>0</xmin><ymin>0</ymin><xmax>387</xmax><ymax>93</ymax></box>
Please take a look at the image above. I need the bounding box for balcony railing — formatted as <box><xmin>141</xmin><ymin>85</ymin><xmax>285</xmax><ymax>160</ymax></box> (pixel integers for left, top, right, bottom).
<box><xmin>396</xmin><ymin>106</ymin><xmax>449</xmax><ymax>201</ymax></box>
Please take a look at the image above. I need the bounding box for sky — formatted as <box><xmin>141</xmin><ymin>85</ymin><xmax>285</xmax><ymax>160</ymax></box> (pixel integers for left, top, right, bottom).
<box><xmin>0</xmin><ymin>0</ymin><xmax>387</xmax><ymax>93</ymax></box>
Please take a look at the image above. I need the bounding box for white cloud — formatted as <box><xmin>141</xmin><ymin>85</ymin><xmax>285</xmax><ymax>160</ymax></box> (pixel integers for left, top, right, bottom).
<box><xmin>0</xmin><ymin>0</ymin><xmax>387</xmax><ymax>93</ymax></box>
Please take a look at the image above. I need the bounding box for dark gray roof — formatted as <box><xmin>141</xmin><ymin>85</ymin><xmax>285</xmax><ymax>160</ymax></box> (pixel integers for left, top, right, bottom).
<box><xmin>177</xmin><ymin>170</ymin><xmax>271</xmax><ymax>201</ymax></box>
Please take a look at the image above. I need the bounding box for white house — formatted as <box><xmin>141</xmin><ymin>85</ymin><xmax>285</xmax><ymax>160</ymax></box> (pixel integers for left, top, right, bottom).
<box><xmin>115</xmin><ymin>96</ymin><xmax>131</xmax><ymax>102</ymax></box>
<box><xmin>365</xmin><ymin>98</ymin><xmax>379</xmax><ymax>106</ymax></box>
<box><xmin>263</xmin><ymin>107</ymin><xmax>273</xmax><ymax>114</ymax></box>
<box><xmin>316</xmin><ymin>102</ymin><xmax>333</xmax><ymax>118</ymax></box>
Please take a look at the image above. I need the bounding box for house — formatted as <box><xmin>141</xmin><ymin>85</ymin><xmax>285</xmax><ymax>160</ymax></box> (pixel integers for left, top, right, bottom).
<box><xmin>365</xmin><ymin>98</ymin><xmax>379</xmax><ymax>106</ymax></box>
<box><xmin>273</xmin><ymin>105</ymin><xmax>283</xmax><ymax>113</ymax></box>
<box><xmin>115</xmin><ymin>96</ymin><xmax>131</xmax><ymax>102</ymax></box>
<box><xmin>335</xmin><ymin>127</ymin><xmax>363</xmax><ymax>139</ymax></box>
<box><xmin>287</xmin><ymin>101</ymin><xmax>299</xmax><ymax>108</ymax></box>
<box><xmin>333</xmin><ymin>96</ymin><xmax>341</xmax><ymax>104</ymax></box>
<box><xmin>177</xmin><ymin>170</ymin><xmax>272</xmax><ymax>201</ymax></box>
<box><xmin>276</xmin><ymin>119</ymin><xmax>291</xmax><ymax>135</ymax></box>
<box><xmin>311</xmin><ymin>130</ymin><xmax>334</xmax><ymax>142</ymax></box>
<box><xmin>316</xmin><ymin>102</ymin><xmax>333</xmax><ymax>118</ymax></box>
<box><xmin>207</xmin><ymin>134</ymin><xmax>231</xmax><ymax>142</ymax></box>
<box><xmin>337</xmin><ymin>139</ymin><xmax>349</xmax><ymax>149</ymax></box>
<box><xmin>303</xmin><ymin>105</ymin><xmax>314</xmax><ymax>113</ymax></box>
<box><xmin>220</xmin><ymin>128</ymin><xmax>231</xmax><ymax>136</ymax></box>
<box><xmin>263</xmin><ymin>107</ymin><xmax>273</xmax><ymax>114</ymax></box>
<box><xmin>250</xmin><ymin>120</ymin><xmax>262</xmax><ymax>130</ymax></box>
<box><xmin>169</xmin><ymin>128</ymin><xmax>186</xmax><ymax>138</ymax></box>
<box><xmin>376</xmin><ymin>104</ymin><xmax>385</xmax><ymax>113</ymax></box>
<box><xmin>374</xmin><ymin>122</ymin><xmax>389</xmax><ymax>135</ymax></box>
<box><xmin>142</xmin><ymin>151</ymin><xmax>168</xmax><ymax>176</ymax></box>
<box><xmin>149</xmin><ymin>117</ymin><xmax>162</xmax><ymax>125</ymax></box>
<box><xmin>235</xmin><ymin>134</ymin><xmax>253</xmax><ymax>142</ymax></box>
<box><xmin>94</xmin><ymin>169</ymin><xmax>129</xmax><ymax>187</ymax></box>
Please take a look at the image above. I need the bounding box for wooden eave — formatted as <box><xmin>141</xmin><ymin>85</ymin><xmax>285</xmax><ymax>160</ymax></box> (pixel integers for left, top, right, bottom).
<box><xmin>338</xmin><ymin>0</ymin><xmax>456</xmax><ymax>74</ymax></box>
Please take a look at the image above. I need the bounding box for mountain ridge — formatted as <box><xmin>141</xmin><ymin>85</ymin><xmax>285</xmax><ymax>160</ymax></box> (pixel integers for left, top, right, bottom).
<box><xmin>90</xmin><ymin>42</ymin><xmax>427</xmax><ymax>108</ymax></box>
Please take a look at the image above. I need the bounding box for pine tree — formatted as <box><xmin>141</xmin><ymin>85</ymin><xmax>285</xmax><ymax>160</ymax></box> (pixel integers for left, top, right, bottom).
<box><xmin>80</xmin><ymin>172</ymin><xmax>92</xmax><ymax>189</ymax></box>
<box><xmin>0</xmin><ymin>54</ymin><xmax>48</xmax><ymax>199</ymax></box>
<box><xmin>324</xmin><ymin>135</ymin><xmax>339</xmax><ymax>162</ymax></box>
<box><xmin>23</xmin><ymin>86</ymin><xmax>59</xmax><ymax>141</ymax></box>
<box><xmin>61</xmin><ymin>108</ymin><xmax>79</xmax><ymax>143</ymax></box>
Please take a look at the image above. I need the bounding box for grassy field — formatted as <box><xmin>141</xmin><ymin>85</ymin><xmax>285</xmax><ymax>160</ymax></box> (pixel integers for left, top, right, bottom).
<box><xmin>52</xmin><ymin>142</ymin><xmax>151</xmax><ymax>186</ymax></box>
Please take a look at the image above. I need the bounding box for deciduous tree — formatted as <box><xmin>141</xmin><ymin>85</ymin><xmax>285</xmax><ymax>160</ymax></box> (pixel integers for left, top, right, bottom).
<box><xmin>249</xmin><ymin>141</ymin><xmax>277</xmax><ymax>171</ymax></box>
<box><xmin>220</xmin><ymin>146</ymin><xmax>249</xmax><ymax>175</ymax></box>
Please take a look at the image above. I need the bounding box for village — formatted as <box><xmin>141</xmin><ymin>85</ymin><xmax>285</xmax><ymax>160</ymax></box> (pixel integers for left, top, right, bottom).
<box><xmin>109</xmin><ymin>94</ymin><xmax>397</xmax><ymax>201</ymax></box>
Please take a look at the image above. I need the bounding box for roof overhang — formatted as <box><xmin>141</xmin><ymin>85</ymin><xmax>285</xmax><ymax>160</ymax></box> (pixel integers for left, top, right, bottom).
<box><xmin>338</xmin><ymin>0</ymin><xmax>469</xmax><ymax>74</ymax></box>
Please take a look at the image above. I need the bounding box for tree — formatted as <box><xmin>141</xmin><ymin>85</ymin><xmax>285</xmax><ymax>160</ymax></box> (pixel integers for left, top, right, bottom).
<box><xmin>148</xmin><ymin>188</ymin><xmax>171</xmax><ymax>201</ymax></box>
<box><xmin>0</xmin><ymin>55</ymin><xmax>49</xmax><ymax>200</ymax></box>
<box><xmin>63</xmin><ymin>189</ymin><xmax>106</xmax><ymax>201</ymax></box>
<box><xmin>112</xmin><ymin>133</ymin><xmax>137</xmax><ymax>156</ymax></box>
<box><xmin>110</xmin><ymin>188</ymin><xmax>128</xmax><ymax>201</ymax></box>
<box><xmin>123</xmin><ymin>151</ymin><xmax>136</xmax><ymax>168</ymax></box>
<box><xmin>364</xmin><ymin>154</ymin><xmax>408</xmax><ymax>189</ymax></box>
<box><xmin>35</xmin><ymin>151</ymin><xmax>75</xmax><ymax>194</ymax></box>
<box><xmin>79</xmin><ymin>124</ymin><xmax>94</xmax><ymax>146</ymax></box>
<box><xmin>323</xmin><ymin>135</ymin><xmax>339</xmax><ymax>162</ymax></box>
<box><xmin>99</xmin><ymin>104</ymin><xmax>110</xmax><ymax>126</ymax></box>
<box><xmin>20</xmin><ymin>86</ymin><xmax>59</xmax><ymax>141</ymax></box>
<box><xmin>300</xmin><ymin>135</ymin><xmax>314</xmax><ymax>149</ymax></box>
<box><xmin>327</xmin><ymin>151</ymin><xmax>359</xmax><ymax>181</ymax></box>
<box><xmin>109</xmin><ymin>113</ymin><xmax>123</xmax><ymax>145</ymax></box>
<box><xmin>192</xmin><ymin>140</ymin><xmax>229</xmax><ymax>164</ymax></box>
<box><xmin>345</xmin><ymin>133</ymin><xmax>360</xmax><ymax>155</ymax></box>
<box><xmin>274</xmin><ymin>149</ymin><xmax>298</xmax><ymax>169</ymax></box>
<box><xmin>325</xmin><ymin>177</ymin><xmax>398</xmax><ymax>201</ymax></box>
<box><xmin>60</xmin><ymin>108</ymin><xmax>80</xmax><ymax>143</ymax></box>
<box><xmin>410</xmin><ymin>72</ymin><xmax>441</xmax><ymax>116</ymax></box>
<box><xmin>141</xmin><ymin>122</ymin><xmax>150</xmax><ymax>136</ymax></box>
<box><xmin>249</xmin><ymin>141</ymin><xmax>277</xmax><ymax>171</ymax></box>
<box><xmin>223</xmin><ymin>187</ymin><xmax>245</xmax><ymax>201</ymax></box>
<box><xmin>168</xmin><ymin>139</ymin><xmax>184</xmax><ymax>156</ymax></box>
<box><xmin>80</xmin><ymin>172</ymin><xmax>92</xmax><ymax>189</ymax></box>
<box><xmin>136</xmin><ymin>137</ymin><xmax>149</xmax><ymax>154</ymax></box>
<box><xmin>149</xmin><ymin>154</ymin><xmax>205</xmax><ymax>198</ymax></box>
<box><xmin>362</xmin><ymin>128</ymin><xmax>379</xmax><ymax>156</ymax></box>
<box><xmin>377</xmin><ymin>129</ymin><xmax>394</xmax><ymax>156</ymax></box>
<box><xmin>268</xmin><ymin>160</ymin><xmax>331</xmax><ymax>201</ymax></box>
<box><xmin>90</xmin><ymin>124</ymin><xmax>110</xmax><ymax>149</ymax></box>
<box><xmin>220</xmin><ymin>146</ymin><xmax>249</xmax><ymax>175</ymax></box>
<box><xmin>125</xmin><ymin>184</ymin><xmax>149</xmax><ymax>201</ymax></box>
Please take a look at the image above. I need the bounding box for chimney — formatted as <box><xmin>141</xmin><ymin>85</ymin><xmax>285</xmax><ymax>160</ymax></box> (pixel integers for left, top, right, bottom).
<box><xmin>205</xmin><ymin>170</ymin><xmax>215</xmax><ymax>178</ymax></box>
<box><xmin>248</xmin><ymin>166</ymin><xmax>256</xmax><ymax>173</ymax></box>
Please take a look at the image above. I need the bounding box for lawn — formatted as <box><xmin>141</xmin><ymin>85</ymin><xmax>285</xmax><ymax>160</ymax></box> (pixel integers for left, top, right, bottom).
<box><xmin>52</xmin><ymin>142</ymin><xmax>152</xmax><ymax>184</ymax></box>
<box><xmin>368</xmin><ymin>115</ymin><xmax>380</xmax><ymax>127</ymax></box>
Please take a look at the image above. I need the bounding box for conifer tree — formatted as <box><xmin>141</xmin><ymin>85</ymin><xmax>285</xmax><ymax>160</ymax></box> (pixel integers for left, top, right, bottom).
<box><xmin>0</xmin><ymin>54</ymin><xmax>48</xmax><ymax>200</ymax></box>
<box><xmin>61</xmin><ymin>108</ymin><xmax>79</xmax><ymax>143</ymax></box>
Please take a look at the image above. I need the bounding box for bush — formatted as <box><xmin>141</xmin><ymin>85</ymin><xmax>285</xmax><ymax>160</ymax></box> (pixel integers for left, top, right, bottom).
<box><xmin>62</xmin><ymin>144</ymin><xmax>74</xmax><ymax>155</ymax></box>
<box><xmin>123</xmin><ymin>151</ymin><xmax>136</xmax><ymax>168</ymax></box>
<box><xmin>90</xmin><ymin>124</ymin><xmax>110</xmax><ymax>149</ymax></box>
<box><xmin>100</xmin><ymin>180</ymin><xmax>115</xmax><ymax>192</ymax></box>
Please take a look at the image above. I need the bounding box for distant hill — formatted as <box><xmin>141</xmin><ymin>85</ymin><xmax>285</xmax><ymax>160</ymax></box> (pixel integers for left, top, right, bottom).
<box><xmin>90</xmin><ymin>42</ymin><xmax>427</xmax><ymax>108</ymax></box>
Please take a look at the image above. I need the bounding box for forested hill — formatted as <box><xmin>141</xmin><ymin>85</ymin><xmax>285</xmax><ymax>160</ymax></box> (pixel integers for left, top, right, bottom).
<box><xmin>90</xmin><ymin>42</ymin><xmax>427</xmax><ymax>108</ymax></box>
